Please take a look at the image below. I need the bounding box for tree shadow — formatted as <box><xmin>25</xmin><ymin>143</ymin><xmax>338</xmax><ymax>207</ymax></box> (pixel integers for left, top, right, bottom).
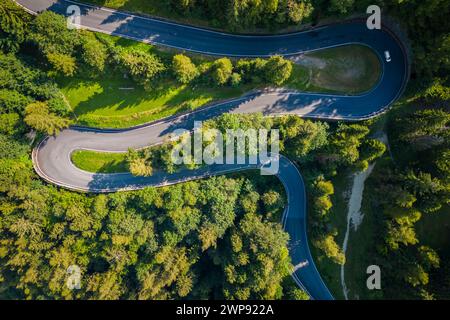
<box><xmin>96</xmin><ymin>158</ymin><xmax>128</xmax><ymax>174</ymax></box>
<box><xmin>69</xmin><ymin>78</ymin><xmax>176</xmax><ymax>116</ymax></box>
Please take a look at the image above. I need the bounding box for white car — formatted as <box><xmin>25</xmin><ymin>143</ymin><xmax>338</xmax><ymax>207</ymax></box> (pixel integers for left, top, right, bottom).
<box><xmin>384</xmin><ymin>50</ymin><xmax>392</xmax><ymax>62</ymax></box>
<box><xmin>293</xmin><ymin>260</ymin><xmax>310</xmax><ymax>271</ymax></box>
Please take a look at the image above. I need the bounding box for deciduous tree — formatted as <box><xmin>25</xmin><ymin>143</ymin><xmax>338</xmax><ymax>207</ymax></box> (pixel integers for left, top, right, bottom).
<box><xmin>172</xmin><ymin>54</ymin><xmax>199</xmax><ymax>84</ymax></box>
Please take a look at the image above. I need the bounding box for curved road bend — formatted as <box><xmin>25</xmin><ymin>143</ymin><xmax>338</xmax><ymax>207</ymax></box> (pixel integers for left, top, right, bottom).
<box><xmin>18</xmin><ymin>0</ymin><xmax>409</xmax><ymax>300</ymax></box>
<box><xmin>17</xmin><ymin>0</ymin><xmax>408</xmax><ymax>120</ymax></box>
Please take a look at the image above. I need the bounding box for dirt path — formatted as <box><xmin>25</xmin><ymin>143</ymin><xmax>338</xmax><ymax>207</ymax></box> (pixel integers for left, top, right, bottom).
<box><xmin>340</xmin><ymin>131</ymin><xmax>389</xmax><ymax>299</ymax></box>
<box><xmin>340</xmin><ymin>163</ymin><xmax>375</xmax><ymax>299</ymax></box>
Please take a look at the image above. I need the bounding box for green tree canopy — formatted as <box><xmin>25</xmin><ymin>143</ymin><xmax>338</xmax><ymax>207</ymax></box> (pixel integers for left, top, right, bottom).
<box><xmin>264</xmin><ymin>55</ymin><xmax>293</xmax><ymax>85</ymax></box>
<box><xmin>119</xmin><ymin>49</ymin><xmax>166</xmax><ymax>89</ymax></box>
<box><xmin>313</xmin><ymin>234</ymin><xmax>345</xmax><ymax>265</ymax></box>
<box><xmin>212</xmin><ymin>58</ymin><xmax>233</xmax><ymax>86</ymax></box>
<box><xmin>172</xmin><ymin>54</ymin><xmax>199</xmax><ymax>84</ymax></box>
<box><xmin>220</xmin><ymin>213</ymin><xmax>292</xmax><ymax>299</ymax></box>
<box><xmin>24</xmin><ymin>101</ymin><xmax>71</xmax><ymax>135</ymax></box>
<box><xmin>80</xmin><ymin>31</ymin><xmax>108</xmax><ymax>73</ymax></box>
<box><xmin>0</xmin><ymin>0</ymin><xmax>30</xmax><ymax>52</ymax></box>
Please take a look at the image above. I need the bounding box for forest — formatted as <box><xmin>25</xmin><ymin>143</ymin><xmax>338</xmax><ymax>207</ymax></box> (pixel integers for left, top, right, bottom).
<box><xmin>357</xmin><ymin>96</ymin><xmax>449</xmax><ymax>299</ymax></box>
<box><xmin>0</xmin><ymin>0</ymin><xmax>449</xmax><ymax>300</ymax></box>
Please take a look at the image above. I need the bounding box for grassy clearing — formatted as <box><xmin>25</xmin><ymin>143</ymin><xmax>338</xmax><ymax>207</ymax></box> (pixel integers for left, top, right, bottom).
<box><xmin>300</xmin><ymin>45</ymin><xmax>382</xmax><ymax>94</ymax></box>
<box><xmin>71</xmin><ymin>150</ymin><xmax>128</xmax><ymax>173</ymax></box>
<box><xmin>285</xmin><ymin>64</ymin><xmax>310</xmax><ymax>91</ymax></box>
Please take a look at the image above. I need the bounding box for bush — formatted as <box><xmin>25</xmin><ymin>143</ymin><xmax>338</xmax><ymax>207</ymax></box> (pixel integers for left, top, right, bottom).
<box><xmin>424</xmin><ymin>81</ymin><xmax>450</xmax><ymax>101</ymax></box>
<box><xmin>230</xmin><ymin>72</ymin><xmax>242</xmax><ymax>87</ymax></box>
<box><xmin>313</xmin><ymin>234</ymin><xmax>346</xmax><ymax>265</ymax></box>
<box><xmin>236</xmin><ymin>58</ymin><xmax>267</xmax><ymax>83</ymax></box>
<box><xmin>287</xmin><ymin>0</ymin><xmax>313</xmax><ymax>24</ymax></box>
<box><xmin>315</xmin><ymin>180</ymin><xmax>334</xmax><ymax>196</ymax></box>
<box><xmin>172</xmin><ymin>54</ymin><xmax>199</xmax><ymax>84</ymax></box>
<box><xmin>127</xmin><ymin>149</ymin><xmax>153</xmax><ymax>176</ymax></box>
<box><xmin>314</xmin><ymin>196</ymin><xmax>332</xmax><ymax>213</ymax></box>
<box><xmin>47</xmin><ymin>94</ymin><xmax>71</xmax><ymax>117</ymax></box>
<box><xmin>119</xmin><ymin>50</ymin><xmax>166</xmax><ymax>89</ymax></box>
<box><xmin>212</xmin><ymin>58</ymin><xmax>233</xmax><ymax>86</ymax></box>
<box><xmin>360</xmin><ymin>139</ymin><xmax>386</xmax><ymax>162</ymax></box>
<box><xmin>354</xmin><ymin>159</ymin><xmax>369</xmax><ymax>172</ymax></box>
<box><xmin>264</xmin><ymin>55</ymin><xmax>292</xmax><ymax>85</ymax></box>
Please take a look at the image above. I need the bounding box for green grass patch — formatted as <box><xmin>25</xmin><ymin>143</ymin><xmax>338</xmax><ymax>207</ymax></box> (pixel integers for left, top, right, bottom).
<box><xmin>284</xmin><ymin>64</ymin><xmax>310</xmax><ymax>91</ymax></box>
<box><xmin>71</xmin><ymin>150</ymin><xmax>128</xmax><ymax>173</ymax></box>
<box><xmin>60</xmin><ymin>76</ymin><xmax>248</xmax><ymax>128</ymax></box>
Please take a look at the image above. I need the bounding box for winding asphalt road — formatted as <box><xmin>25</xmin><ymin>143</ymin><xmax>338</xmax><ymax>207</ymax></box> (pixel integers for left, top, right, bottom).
<box><xmin>17</xmin><ymin>0</ymin><xmax>409</xmax><ymax>300</ymax></box>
